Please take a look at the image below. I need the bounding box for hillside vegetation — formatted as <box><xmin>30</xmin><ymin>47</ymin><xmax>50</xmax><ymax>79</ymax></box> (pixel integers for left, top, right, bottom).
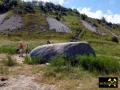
<box><xmin>0</xmin><ymin>0</ymin><xmax>119</xmax><ymax>41</ymax></box>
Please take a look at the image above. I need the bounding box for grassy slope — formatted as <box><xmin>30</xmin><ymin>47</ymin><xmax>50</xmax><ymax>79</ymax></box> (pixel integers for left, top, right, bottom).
<box><xmin>1</xmin><ymin>10</ymin><xmax>120</xmax><ymax>41</ymax></box>
<box><xmin>0</xmin><ymin>10</ymin><xmax>120</xmax><ymax>65</ymax></box>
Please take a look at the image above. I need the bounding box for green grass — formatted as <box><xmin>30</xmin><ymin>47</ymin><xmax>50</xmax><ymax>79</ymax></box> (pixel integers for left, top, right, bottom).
<box><xmin>24</xmin><ymin>55</ymin><xmax>43</xmax><ymax>64</ymax></box>
<box><xmin>44</xmin><ymin>54</ymin><xmax>120</xmax><ymax>75</ymax></box>
<box><xmin>0</xmin><ymin>37</ymin><xmax>69</xmax><ymax>55</ymax></box>
<box><xmin>44</xmin><ymin>54</ymin><xmax>120</xmax><ymax>83</ymax></box>
<box><xmin>91</xmin><ymin>42</ymin><xmax>120</xmax><ymax>58</ymax></box>
<box><xmin>76</xmin><ymin>55</ymin><xmax>120</xmax><ymax>74</ymax></box>
<box><xmin>80</xmin><ymin>29</ymin><xmax>112</xmax><ymax>41</ymax></box>
<box><xmin>3</xmin><ymin>55</ymin><xmax>16</xmax><ymax>66</ymax></box>
<box><xmin>63</xmin><ymin>15</ymin><xmax>83</xmax><ymax>31</ymax></box>
<box><xmin>49</xmin><ymin>54</ymin><xmax>72</xmax><ymax>72</ymax></box>
<box><xmin>0</xmin><ymin>30</ymin><xmax>72</xmax><ymax>41</ymax></box>
<box><xmin>0</xmin><ymin>65</ymin><xmax>9</xmax><ymax>75</ymax></box>
<box><xmin>0</xmin><ymin>45</ymin><xmax>17</xmax><ymax>54</ymax></box>
<box><xmin>5</xmin><ymin>10</ymin><xmax>14</xmax><ymax>19</ymax></box>
<box><xmin>22</xmin><ymin>11</ymin><xmax>48</xmax><ymax>31</ymax></box>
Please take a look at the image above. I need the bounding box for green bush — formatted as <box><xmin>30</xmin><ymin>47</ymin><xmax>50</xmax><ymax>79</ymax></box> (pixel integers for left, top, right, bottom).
<box><xmin>24</xmin><ymin>55</ymin><xmax>43</xmax><ymax>65</ymax></box>
<box><xmin>112</xmin><ymin>36</ymin><xmax>119</xmax><ymax>43</ymax></box>
<box><xmin>0</xmin><ymin>45</ymin><xmax>16</xmax><ymax>54</ymax></box>
<box><xmin>49</xmin><ymin>54</ymin><xmax>72</xmax><ymax>72</ymax></box>
<box><xmin>76</xmin><ymin>55</ymin><xmax>120</xmax><ymax>74</ymax></box>
<box><xmin>50</xmin><ymin>54</ymin><xmax>66</xmax><ymax>72</ymax></box>
<box><xmin>3</xmin><ymin>55</ymin><xmax>16</xmax><ymax>66</ymax></box>
<box><xmin>44</xmin><ymin>54</ymin><xmax>84</xmax><ymax>79</ymax></box>
<box><xmin>24</xmin><ymin>55</ymin><xmax>32</xmax><ymax>64</ymax></box>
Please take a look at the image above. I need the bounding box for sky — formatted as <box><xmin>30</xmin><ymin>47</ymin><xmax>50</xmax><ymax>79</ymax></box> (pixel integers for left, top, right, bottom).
<box><xmin>25</xmin><ymin>0</ymin><xmax>120</xmax><ymax>24</ymax></box>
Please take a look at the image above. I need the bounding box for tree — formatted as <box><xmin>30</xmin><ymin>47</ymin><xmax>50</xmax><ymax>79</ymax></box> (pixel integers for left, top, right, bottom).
<box><xmin>80</xmin><ymin>14</ymin><xmax>88</xmax><ymax>20</ymax></box>
<box><xmin>101</xmin><ymin>17</ymin><xmax>106</xmax><ymax>23</ymax></box>
<box><xmin>24</xmin><ymin>2</ymin><xmax>35</xmax><ymax>13</ymax></box>
<box><xmin>73</xmin><ymin>9</ymin><xmax>80</xmax><ymax>16</ymax></box>
<box><xmin>112</xmin><ymin>36</ymin><xmax>119</xmax><ymax>43</ymax></box>
<box><xmin>0</xmin><ymin>0</ymin><xmax>18</xmax><ymax>13</ymax></box>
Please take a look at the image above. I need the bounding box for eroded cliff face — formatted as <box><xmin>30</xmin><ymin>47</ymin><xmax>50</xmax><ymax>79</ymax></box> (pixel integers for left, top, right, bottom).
<box><xmin>0</xmin><ymin>13</ymin><xmax>23</xmax><ymax>31</ymax></box>
<box><xmin>47</xmin><ymin>17</ymin><xmax>72</xmax><ymax>33</ymax></box>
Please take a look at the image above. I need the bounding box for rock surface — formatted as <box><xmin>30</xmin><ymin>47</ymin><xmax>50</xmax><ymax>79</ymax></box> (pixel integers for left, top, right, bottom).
<box><xmin>47</xmin><ymin>17</ymin><xmax>71</xmax><ymax>33</ymax></box>
<box><xmin>0</xmin><ymin>14</ymin><xmax>23</xmax><ymax>31</ymax></box>
<box><xmin>0</xmin><ymin>13</ymin><xmax>7</xmax><ymax>25</ymax></box>
<box><xmin>81</xmin><ymin>20</ymin><xmax>98</xmax><ymax>32</ymax></box>
<box><xmin>30</xmin><ymin>42</ymin><xmax>95</xmax><ymax>63</ymax></box>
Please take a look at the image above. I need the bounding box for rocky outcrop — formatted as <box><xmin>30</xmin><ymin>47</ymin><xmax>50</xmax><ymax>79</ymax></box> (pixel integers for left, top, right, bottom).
<box><xmin>0</xmin><ymin>14</ymin><xmax>23</xmax><ymax>31</ymax></box>
<box><xmin>47</xmin><ymin>17</ymin><xmax>72</xmax><ymax>33</ymax></box>
<box><xmin>82</xmin><ymin>20</ymin><xmax>98</xmax><ymax>32</ymax></box>
<box><xmin>30</xmin><ymin>42</ymin><xmax>95</xmax><ymax>63</ymax></box>
<box><xmin>0</xmin><ymin>13</ymin><xmax>7</xmax><ymax>25</ymax></box>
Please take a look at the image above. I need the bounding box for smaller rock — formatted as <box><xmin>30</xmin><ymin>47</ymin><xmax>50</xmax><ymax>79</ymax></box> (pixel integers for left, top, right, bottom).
<box><xmin>0</xmin><ymin>76</ymin><xmax>8</xmax><ymax>87</ymax></box>
<box><xmin>0</xmin><ymin>82</ymin><xmax>6</xmax><ymax>87</ymax></box>
<box><xmin>0</xmin><ymin>76</ymin><xmax>8</xmax><ymax>81</ymax></box>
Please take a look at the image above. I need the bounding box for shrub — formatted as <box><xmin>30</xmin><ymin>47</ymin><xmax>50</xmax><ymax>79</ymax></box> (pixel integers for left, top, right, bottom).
<box><xmin>3</xmin><ymin>55</ymin><xmax>16</xmax><ymax>66</ymax></box>
<box><xmin>49</xmin><ymin>54</ymin><xmax>73</xmax><ymax>72</ymax></box>
<box><xmin>56</xmin><ymin>16</ymin><xmax>60</xmax><ymax>21</ymax></box>
<box><xmin>0</xmin><ymin>45</ymin><xmax>16</xmax><ymax>54</ymax></box>
<box><xmin>24</xmin><ymin>55</ymin><xmax>43</xmax><ymax>65</ymax></box>
<box><xmin>44</xmin><ymin>54</ymin><xmax>85</xmax><ymax>79</ymax></box>
<box><xmin>112</xmin><ymin>36</ymin><xmax>119</xmax><ymax>43</ymax></box>
<box><xmin>94</xmin><ymin>56</ymin><xmax>120</xmax><ymax>74</ymax></box>
<box><xmin>80</xmin><ymin>14</ymin><xmax>88</xmax><ymax>20</ymax></box>
<box><xmin>76</xmin><ymin>55</ymin><xmax>95</xmax><ymax>71</ymax></box>
<box><xmin>50</xmin><ymin>54</ymin><xmax>66</xmax><ymax>72</ymax></box>
<box><xmin>76</xmin><ymin>55</ymin><xmax>120</xmax><ymax>74</ymax></box>
<box><xmin>24</xmin><ymin>55</ymin><xmax>32</xmax><ymax>64</ymax></box>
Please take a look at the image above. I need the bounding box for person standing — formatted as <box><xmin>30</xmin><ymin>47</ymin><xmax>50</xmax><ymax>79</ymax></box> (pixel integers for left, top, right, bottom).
<box><xmin>16</xmin><ymin>42</ymin><xmax>24</xmax><ymax>57</ymax></box>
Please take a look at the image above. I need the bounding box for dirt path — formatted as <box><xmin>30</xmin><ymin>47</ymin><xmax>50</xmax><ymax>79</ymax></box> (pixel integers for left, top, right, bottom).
<box><xmin>0</xmin><ymin>54</ymin><xmax>120</xmax><ymax>90</ymax></box>
<box><xmin>12</xmin><ymin>55</ymin><xmax>25</xmax><ymax>64</ymax></box>
<box><xmin>0</xmin><ymin>54</ymin><xmax>57</xmax><ymax>90</ymax></box>
<box><xmin>0</xmin><ymin>54</ymin><xmax>6</xmax><ymax>61</ymax></box>
<box><xmin>0</xmin><ymin>75</ymin><xmax>57</xmax><ymax>90</ymax></box>
<box><xmin>0</xmin><ymin>54</ymin><xmax>24</xmax><ymax>64</ymax></box>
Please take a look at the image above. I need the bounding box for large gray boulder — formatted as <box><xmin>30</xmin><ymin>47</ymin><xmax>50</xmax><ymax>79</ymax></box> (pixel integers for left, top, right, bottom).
<box><xmin>30</xmin><ymin>42</ymin><xmax>95</xmax><ymax>63</ymax></box>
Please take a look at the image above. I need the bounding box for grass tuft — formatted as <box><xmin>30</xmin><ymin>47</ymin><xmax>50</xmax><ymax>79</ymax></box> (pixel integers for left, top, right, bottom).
<box><xmin>3</xmin><ymin>55</ymin><xmax>16</xmax><ymax>66</ymax></box>
<box><xmin>24</xmin><ymin>55</ymin><xmax>43</xmax><ymax>65</ymax></box>
<box><xmin>0</xmin><ymin>65</ymin><xmax>9</xmax><ymax>75</ymax></box>
<box><xmin>76</xmin><ymin>55</ymin><xmax>120</xmax><ymax>74</ymax></box>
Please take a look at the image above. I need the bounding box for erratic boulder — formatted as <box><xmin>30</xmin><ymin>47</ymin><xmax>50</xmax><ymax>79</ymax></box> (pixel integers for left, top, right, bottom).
<box><xmin>30</xmin><ymin>42</ymin><xmax>95</xmax><ymax>63</ymax></box>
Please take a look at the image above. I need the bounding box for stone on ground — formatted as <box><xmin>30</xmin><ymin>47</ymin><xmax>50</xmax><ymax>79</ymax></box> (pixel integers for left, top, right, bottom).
<box><xmin>30</xmin><ymin>42</ymin><xmax>95</xmax><ymax>63</ymax></box>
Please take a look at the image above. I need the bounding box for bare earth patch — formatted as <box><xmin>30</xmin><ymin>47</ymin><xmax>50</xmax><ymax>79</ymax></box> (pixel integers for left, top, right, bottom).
<box><xmin>0</xmin><ymin>54</ymin><xmax>6</xmax><ymax>61</ymax></box>
<box><xmin>0</xmin><ymin>75</ymin><xmax>57</xmax><ymax>90</ymax></box>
